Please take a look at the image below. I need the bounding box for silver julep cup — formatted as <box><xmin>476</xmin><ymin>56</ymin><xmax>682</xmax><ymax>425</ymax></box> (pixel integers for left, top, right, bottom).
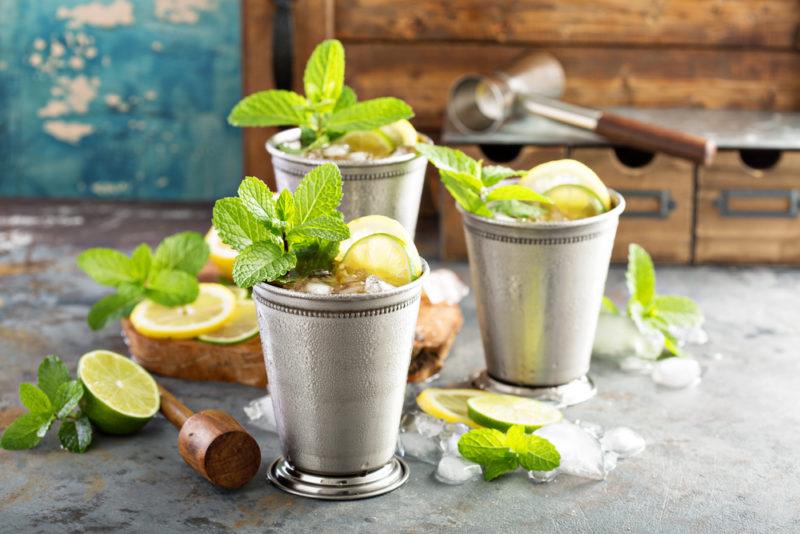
<box><xmin>252</xmin><ymin>261</ymin><xmax>428</xmax><ymax>500</ymax></box>
<box><xmin>463</xmin><ymin>192</ymin><xmax>625</xmax><ymax>406</ymax></box>
<box><xmin>266</xmin><ymin>129</ymin><xmax>428</xmax><ymax>237</ymax></box>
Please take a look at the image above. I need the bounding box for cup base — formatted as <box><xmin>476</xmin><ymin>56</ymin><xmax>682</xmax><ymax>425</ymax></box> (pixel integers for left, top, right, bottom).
<box><xmin>267</xmin><ymin>456</ymin><xmax>409</xmax><ymax>501</ymax></box>
<box><xmin>471</xmin><ymin>371</ymin><xmax>596</xmax><ymax>408</ymax></box>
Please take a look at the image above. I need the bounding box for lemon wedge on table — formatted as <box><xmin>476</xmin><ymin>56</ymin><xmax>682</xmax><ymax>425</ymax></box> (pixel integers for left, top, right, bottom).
<box><xmin>129</xmin><ymin>283</ymin><xmax>236</xmax><ymax>339</ymax></box>
<box><xmin>520</xmin><ymin>159</ymin><xmax>611</xmax><ymax>213</ymax></box>
<box><xmin>416</xmin><ymin>388</ymin><xmax>490</xmax><ymax>428</ymax></box>
<box><xmin>205</xmin><ymin>227</ymin><xmax>237</xmax><ymax>280</ymax></box>
<box><xmin>198</xmin><ymin>299</ymin><xmax>259</xmax><ymax>345</ymax></box>
<box><xmin>334</xmin><ymin>130</ymin><xmax>395</xmax><ymax>158</ymax></box>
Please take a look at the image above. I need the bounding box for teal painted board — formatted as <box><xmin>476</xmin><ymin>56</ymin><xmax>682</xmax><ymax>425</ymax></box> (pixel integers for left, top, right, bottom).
<box><xmin>0</xmin><ymin>0</ymin><xmax>243</xmax><ymax>201</ymax></box>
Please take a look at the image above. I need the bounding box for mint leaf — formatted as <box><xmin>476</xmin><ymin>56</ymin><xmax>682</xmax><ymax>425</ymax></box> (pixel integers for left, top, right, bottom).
<box><xmin>37</xmin><ymin>355</ymin><xmax>70</xmax><ymax>404</ymax></box>
<box><xmin>19</xmin><ymin>383</ymin><xmax>52</xmax><ymax>415</ymax></box>
<box><xmin>276</xmin><ymin>189</ymin><xmax>294</xmax><ymax>222</ymax></box>
<box><xmin>334</xmin><ymin>85</ymin><xmax>357</xmax><ymax>112</ymax></box>
<box><xmin>288</xmin><ymin>214</ymin><xmax>349</xmax><ymax>243</ymax></box>
<box><xmin>416</xmin><ymin>143</ymin><xmax>480</xmax><ymax>177</ymax></box>
<box><xmin>626</xmin><ymin>243</ymin><xmax>655</xmax><ymax>309</ymax></box>
<box><xmin>327</xmin><ymin>97</ymin><xmax>413</xmax><ymax>132</ymax></box>
<box><xmin>130</xmin><ymin>244</ymin><xmax>152</xmax><ymax>282</ymax></box>
<box><xmin>213</xmin><ymin>197</ymin><xmax>281</xmax><ymax>251</ymax></box>
<box><xmin>238</xmin><ymin>177</ymin><xmax>279</xmax><ymax>224</ymax></box>
<box><xmin>145</xmin><ymin>270</ymin><xmax>199</xmax><ymax>306</ymax></box>
<box><xmin>517</xmin><ymin>435</ymin><xmax>560</xmax><ymax>472</ymax></box>
<box><xmin>482</xmin><ymin>165</ymin><xmax>525</xmax><ymax>187</ymax></box>
<box><xmin>153</xmin><ymin>231</ymin><xmax>209</xmax><ymax>276</ymax></box>
<box><xmin>303</xmin><ymin>39</ymin><xmax>344</xmax><ymax>107</ymax></box>
<box><xmin>485</xmin><ymin>184</ymin><xmax>552</xmax><ymax>205</ymax></box>
<box><xmin>490</xmin><ymin>199</ymin><xmax>547</xmax><ymax>220</ymax></box>
<box><xmin>0</xmin><ymin>412</ymin><xmax>52</xmax><ymax>450</ymax></box>
<box><xmin>87</xmin><ymin>284</ymin><xmax>144</xmax><ymax>330</ymax></box>
<box><xmin>291</xmin><ymin>163</ymin><xmax>343</xmax><ymax>226</ymax></box>
<box><xmin>77</xmin><ymin>248</ymin><xmax>136</xmax><ymax>287</ymax></box>
<box><xmin>505</xmin><ymin>424</ymin><xmax>529</xmax><ymax>454</ymax></box>
<box><xmin>652</xmin><ymin>295</ymin><xmax>703</xmax><ymax>328</ymax></box>
<box><xmin>227</xmin><ymin>89</ymin><xmax>309</xmax><ymax>127</ymax></box>
<box><xmin>233</xmin><ymin>242</ymin><xmax>297</xmax><ymax>288</ymax></box>
<box><xmin>601</xmin><ymin>296</ymin><xmax>620</xmax><ymax>314</ymax></box>
<box><xmin>291</xmin><ymin>239</ymin><xmax>340</xmax><ymax>276</ymax></box>
<box><xmin>458</xmin><ymin>428</ymin><xmax>512</xmax><ymax>464</ymax></box>
<box><xmin>441</xmin><ymin>171</ymin><xmax>492</xmax><ymax>218</ymax></box>
<box><xmin>58</xmin><ymin>416</ymin><xmax>92</xmax><ymax>453</ymax></box>
<box><xmin>53</xmin><ymin>380</ymin><xmax>84</xmax><ymax>419</ymax></box>
<box><xmin>482</xmin><ymin>454</ymin><xmax>520</xmax><ymax>481</ymax></box>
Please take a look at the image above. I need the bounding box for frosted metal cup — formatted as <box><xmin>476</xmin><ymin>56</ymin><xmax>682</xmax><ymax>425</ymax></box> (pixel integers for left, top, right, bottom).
<box><xmin>267</xmin><ymin>129</ymin><xmax>428</xmax><ymax>237</ymax></box>
<box><xmin>462</xmin><ymin>192</ymin><xmax>625</xmax><ymax>406</ymax></box>
<box><xmin>252</xmin><ymin>262</ymin><xmax>428</xmax><ymax>500</ymax></box>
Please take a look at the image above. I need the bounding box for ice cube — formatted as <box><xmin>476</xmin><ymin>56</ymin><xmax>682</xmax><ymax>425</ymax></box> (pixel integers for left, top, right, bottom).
<box><xmin>619</xmin><ymin>356</ymin><xmax>655</xmax><ymax>375</ymax></box>
<box><xmin>348</xmin><ymin>151</ymin><xmax>369</xmax><ymax>162</ymax></box>
<box><xmin>304</xmin><ymin>281</ymin><xmax>333</xmax><ymax>295</ymax></box>
<box><xmin>438</xmin><ymin>423</ymin><xmax>470</xmax><ymax>456</ymax></box>
<box><xmin>398</xmin><ymin>432</ymin><xmax>441</xmax><ymax>465</ymax></box>
<box><xmin>402</xmin><ymin>411</ymin><xmax>445</xmax><ymax>438</ymax></box>
<box><xmin>575</xmin><ymin>420</ymin><xmax>604</xmax><ymax>439</ymax></box>
<box><xmin>534</xmin><ymin>422</ymin><xmax>607</xmax><ymax>480</ymax></box>
<box><xmin>321</xmin><ymin>144</ymin><xmax>350</xmax><ymax>158</ymax></box>
<box><xmin>603</xmin><ymin>450</ymin><xmax>618</xmax><ymax>473</ymax></box>
<box><xmin>601</xmin><ymin>427</ymin><xmax>646</xmax><ymax>459</ymax></box>
<box><xmin>435</xmin><ymin>455</ymin><xmax>481</xmax><ymax>485</ymax></box>
<box><xmin>593</xmin><ymin>313</ymin><xmax>664</xmax><ymax>361</ymax></box>
<box><xmin>422</xmin><ymin>269</ymin><xmax>469</xmax><ymax>305</ymax></box>
<box><xmin>651</xmin><ymin>357</ymin><xmax>702</xmax><ymax>389</ymax></box>
<box><xmin>364</xmin><ymin>275</ymin><xmax>395</xmax><ymax>294</ymax></box>
<box><xmin>671</xmin><ymin>324</ymin><xmax>709</xmax><ymax>346</ymax></box>
<box><xmin>528</xmin><ymin>469</ymin><xmax>558</xmax><ymax>484</ymax></box>
<box><xmin>243</xmin><ymin>395</ymin><xmax>277</xmax><ymax>433</ymax></box>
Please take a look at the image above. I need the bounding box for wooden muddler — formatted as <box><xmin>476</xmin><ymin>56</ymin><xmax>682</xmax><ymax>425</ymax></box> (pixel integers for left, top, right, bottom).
<box><xmin>158</xmin><ymin>384</ymin><xmax>261</xmax><ymax>489</ymax></box>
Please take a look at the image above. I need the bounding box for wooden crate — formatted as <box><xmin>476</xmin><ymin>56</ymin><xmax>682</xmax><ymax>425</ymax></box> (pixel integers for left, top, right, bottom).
<box><xmin>439</xmin><ymin>145</ymin><xmax>566</xmax><ymax>260</ymax></box>
<box><xmin>696</xmin><ymin>150</ymin><xmax>800</xmax><ymax>264</ymax></box>
<box><xmin>570</xmin><ymin>148</ymin><xmax>694</xmax><ymax>263</ymax></box>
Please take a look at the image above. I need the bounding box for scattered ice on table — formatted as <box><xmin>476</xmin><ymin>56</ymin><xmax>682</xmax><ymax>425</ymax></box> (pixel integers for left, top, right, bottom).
<box><xmin>593</xmin><ymin>313</ymin><xmax>664</xmax><ymax>361</ymax></box>
<box><xmin>671</xmin><ymin>324</ymin><xmax>709</xmax><ymax>346</ymax></box>
<box><xmin>601</xmin><ymin>427</ymin><xmax>646</xmax><ymax>459</ymax></box>
<box><xmin>575</xmin><ymin>420</ymin><xmax>604</xmax><ymax>439</ymax></box>
<box><xmin>243</xmin><ymin>395</ymin><xmax>277</xmax><ymax>433</ymax></box>
<box><xmin>651</xmin><ymin>357</ymin><xmax>702</xmax><ymax>389</ymax></box>
<box><xmin>403</xmin><ymin>411</ymin><xmax>446</xmax><ymax>437</ymax></box>
<box><xmin>435</xmin><ymin>455</ymin><xmax>481</xmax><ymax>485</ymax></box>
<box><xmin>421</xmin><ymin>269</ymin><xmax>469</xmax><ymax>305</ymax></box>
<box><xmin>533</xmin><ymin>421</ymin><xmax>609</xmax><ymax>481</ymax></box>
<box><xmin>603</xmin><ymin>450</ymin><xmax>618</xmax><ymax>473</ymax></box>
<box><xmin>708</xmin><ymin>352</ymin><xmax>724</xmax><ymax>361</ymax></box>
<box><xmin>398</xmin><ymin>412</ymin><xmax>446</xmax><ymax>465</ymax></box>
<box><xmin>528</xmin><ymin>469</ymin><xmax>559</xmax><ymax>484</ymax></box>
<box><xmin>364</xmin><ymin>275</ymin><xmax>394</xmax><ymax>294</ymax></box>
<box><xmin>439</xmin><ymin>423</ymin><xmax>470</xmax><ymax>456</ymax></box>
<box><xmin>304</xmin><ymin>281</ymin><xmax>333</xmax><ymax>295</ymax></box>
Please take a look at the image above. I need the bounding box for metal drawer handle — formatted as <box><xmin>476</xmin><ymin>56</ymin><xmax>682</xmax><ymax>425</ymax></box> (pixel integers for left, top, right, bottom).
<box><xmin>714</xmin><ymin>189</ymin><xmax>799</xmax><ymax>218</ymax></box>
<box><xmin>618</xmin><ymin>189</ymin><xmax>676</xmax><ymax>219</ymax></box>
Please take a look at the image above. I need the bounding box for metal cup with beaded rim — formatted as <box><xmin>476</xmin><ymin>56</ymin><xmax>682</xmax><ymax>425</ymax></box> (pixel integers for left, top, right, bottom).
<box><xmin>461</xmin><ymin>191</ymin><xmax>625</xmax><ymax>407</ymax></box>
<box><xmin>252</xmin><ymin>261</ymin><xmax>429</xmax><ymax>500</ymax></box>
<box><xmin>266</xmin><ymin>129</ymin><xmax>429</xmax><ymax>238</ymax></box>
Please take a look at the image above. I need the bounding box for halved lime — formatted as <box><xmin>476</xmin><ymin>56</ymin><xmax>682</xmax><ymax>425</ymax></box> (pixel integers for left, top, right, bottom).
<box><xmin>336</xmin><ymin>215</ymin><xmax>422</xmax><ymax>277</ymax></box>
<box><xmin>416</xmin><ymin>388</ymin><xmax>489</xmax><ymax>428</ymax></box>
<box><xmin>198</xmin><ymin>299</ymin><xmax>258</xmax><ymax>345</ymax></box>
<box><xmin>520</xmin><ymin>159</ymin><xmax>611</xmax><ymax>211</ymax></box>
<box><xmin>78</xmin><ymin>350</ymin><xmax>160</xmax><ymax>435</ymax></box>
<box><xmin>335</xmin><ymin>130</ymin><xmax>395</xmax><ymax>158</ymax></box>
<box><xmin>379</xmin><ymin>119</ymin><xmax>418</xmax><ymax>147</ymax></box>
<box><xmin>467</xmin><ymin>394</ymin><xmax>563</xmax><ymax>432</ymax></box>
<box><xmin>339</xmin><ymin>233</ymin><xmax>415</xmax><ymax>286</ymax></box>
<box><xmin>546</xmin><ymin>184</ymin><xmax>606</xmax><ymax>220</ymax></box>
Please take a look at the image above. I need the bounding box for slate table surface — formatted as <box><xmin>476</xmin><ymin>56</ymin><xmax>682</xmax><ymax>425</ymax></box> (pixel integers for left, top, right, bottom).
<box><xmin>1</xmin><ymin>199</ymin><xmax>798</xmax><ymax>533</ymax></box>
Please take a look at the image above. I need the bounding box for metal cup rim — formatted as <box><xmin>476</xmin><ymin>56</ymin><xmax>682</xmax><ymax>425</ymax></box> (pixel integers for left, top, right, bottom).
<box><xmin>266</xmin><ymin>128</ymin><xmax>431</xmax><ymax>168</ymax></box>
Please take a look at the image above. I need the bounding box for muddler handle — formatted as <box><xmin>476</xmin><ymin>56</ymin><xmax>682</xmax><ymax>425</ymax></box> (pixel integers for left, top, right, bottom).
<box><xmin>158</xmin><ymin>384</ymin><xmax>194</xmax><ymax>429</ymax></box>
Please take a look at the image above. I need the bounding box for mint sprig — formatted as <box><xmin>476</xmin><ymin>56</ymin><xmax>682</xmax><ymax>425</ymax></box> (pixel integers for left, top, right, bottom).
<box><xmin>77</xmin><ymin>232</ymin><xmax>209</xmax><ymax>330</ymax></box>
<box><xmin>605</xmin><ymin>243</ymin><xmax>704</xmax><ymax>356</ymax></box>
<box><xmin>417</xmin><ymin>143</ymin><xmax>551</xmax><ymax>220</ymax></box>
<box><xmin>227</xmin><ymin>39</ymin><xmax>414</xmax><ymax>150</ymax></box>
<box><xmin>458</xmin><ymin>424</ymin><xmax>560</xmax><ymax>481</ymax></box>
<box><xmin>1</xmin><ymin>356</ymin><xmax>92</xmax><ymax>453</ymax></box>
<box><xmin>212</xmin><ymin>164</ymin><xmax>350</xmax><ymax>288</ymax></box>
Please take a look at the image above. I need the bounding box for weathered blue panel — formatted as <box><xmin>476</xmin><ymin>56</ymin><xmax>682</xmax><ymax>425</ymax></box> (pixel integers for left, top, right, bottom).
<box><xmin>0</xmin><ymin>0</ymin><xmax>243</xmax><ymax>200</ymax></box>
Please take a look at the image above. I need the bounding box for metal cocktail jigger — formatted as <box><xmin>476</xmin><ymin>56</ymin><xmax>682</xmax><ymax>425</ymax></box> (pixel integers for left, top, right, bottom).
<box><xmin>252</xmin><ymin>262</ymin><xmax>428</xmax><ymax>500</ymax></box>
<box><xmin>463</xmin><ymin>193</ymin><xmax>625</xmax><ymax>407</ymax></box>
<box><xmin>267</xmin><ymin>129</ymin><xmax>429</xmax><ymax>237</ymax></box>
<box><xmin>448</xmin><ymin>53</ymin><xmax>715</xmax><ymax>165</ymax></box>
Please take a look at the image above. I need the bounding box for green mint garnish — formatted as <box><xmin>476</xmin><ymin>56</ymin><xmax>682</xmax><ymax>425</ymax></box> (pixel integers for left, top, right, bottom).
<box><xmin>227</xmin><ymin>39</ymin><xmax>414</xmax><ymax>150</ymax></box>
<box><xmin>605</xmin><ymin>243</ymin><xmax>704</xmax><ymax>356</ymax></box>
<box><xmin>77</xmin><ymin>231</ymin><xmax>209</xmax><ymax>330</ymax></box>
<box><xmin>458</xmin><ymin>424</ymin><xmax>560</xmax><ymax>481</ymax></box>
<box><xmin>417</xmin><ymin>143</ymin><xmax>551</xmax><ymax>219</ymax></box>
<box><xmin>212</xmin><ymin>163</ymin><xmax>350</xmax><ymax>288</ymax></box>
<box><xmin>1</xmin><ymin>356</ymin><xmax>92</xmax><ymax>453</ymax></box>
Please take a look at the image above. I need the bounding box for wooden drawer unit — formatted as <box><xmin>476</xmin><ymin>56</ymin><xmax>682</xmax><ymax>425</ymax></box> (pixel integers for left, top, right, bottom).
<box><xmin>439</xmin><ymin>145</ymin><xmax>566</xmax><ymax>260</ymax></box>
<box><xmin>696</xmin><ymin>150</ymin><xmax>800</xmax><ymax>264</ymax></box>
<box><xmin>571</xmin><ymin>147</ymin><xmax>694</xmax><ymax>264</ymax></box>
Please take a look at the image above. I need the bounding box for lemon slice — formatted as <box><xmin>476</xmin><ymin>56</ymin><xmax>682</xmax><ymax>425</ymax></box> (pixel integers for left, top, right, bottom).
<box><xmin>379</xmin><ymin>119</ymin><xmax>418</xmax><ymax>147</ymax></box>
<box><xmin>78</xmin><ymin>350</ymin><xmax>160</xmax><ymax>435</ymax></box>
<box><xmin>205</xmin><ymin>227</ymin><xmax>237</xmax><ymax>280</ymax></box>
<box><xmin>416</xmin><ymin>388</ymin><xmax>490</xmax><ymax>428</ymax></box>
<box><xmin>335</xmin><ymin>130</ymin><xmax>395</xmax><ymax>158</ymax></box>
<box><xmin>129</xmin><ymin>283</ymin><xmax>236</xmax><ymax>339</ymax></box>
<box><xmin>520</xmin><ymin>159</ymin><xmax>611</xmax><ymax>211</ymax></box>
<box><xmin>467</xmin><ymin>394</ymin><xmax>563</xmax><ymax>432</ymax></box>
<box><xmin>198</xmin><ymin>299</ymin><xmax>258</xmax><ymax>345</ymax></box>
<box><xmin>546</xmin><ymin>184</ymin><xmax>606</xmax><ymax>220</ymax></box>
<box><xmin>336</xmin><ymin>215</ymin><xmax>422</xmax><ymax>278</ymax></box>
<box><xmin>228</xmin><ymin>286</ymin><xmax>250</xmax><ymax>301</ymax></box>
<box><xmin>339</xmin><ymin>233</ymin><xmax>415</xmax><ymax>286</ymax></box>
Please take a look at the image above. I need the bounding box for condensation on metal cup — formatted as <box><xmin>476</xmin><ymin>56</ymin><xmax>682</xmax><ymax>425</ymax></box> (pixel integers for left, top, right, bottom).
<box><xmin>252</xmin><ymin>262</ymin><xmax>428</xmax><ymax>500</ymax></box>
<box><xmin>266</xmin><ymin>129</ymin><xmax>428</xmax><ymax>237</ymax></box>
<box><xmin>461</xmin><ymin>192</ymin><xmax>625</xmax><ymax>407</ymax></box>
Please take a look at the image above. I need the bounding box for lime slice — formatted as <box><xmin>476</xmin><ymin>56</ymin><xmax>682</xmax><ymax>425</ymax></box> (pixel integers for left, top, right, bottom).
<box><xmin>546</xmin><ymin>184</ymin><xmax>606</xmax><ymax>220</ymax></box>
<box><xmin>78</xmin><ymin>350</ymin><xmax>160</xmax><ymax>435</ymax></box>
<box><xmin>336</xmin><ymin>215</ymin><xmax>422</xmax><ymax>278</ymax></box>
<box><xmin>339</xmin><ymin>233</ymin><xmax>415</xmax><ymax>286</ymax></box>
<box><xmin>379</xmin><ymin>119</ymin><xmax>418</xmax><ymax>147</ymax></box>
<box><xmin>335</xmin><ymin>130</ymin><xmax>395</xmax><ymax>158</ymax></box>
<box><xmin>198</xmin><ymin>299</ymin><xmax>259</xmax><ymax>345</ymax></box>
<box><xmin>467</xmin><ymin>394</ymin><xmax>563</xmax><ymax>432</ymax></box>
<box><xmin>205</xmin><ymin>227</ymin><xmax>237</xmax><ymax>280</ymax></box>
<box><xmin>416</xmin><ymin>388</ymin><xmax>489</xmax><ymax>428</ymax></box>
<box><xmin>129</xmin><ymin>283</ymin><xmax>237</xmax><ymax>339</ymax></box>
<box><xmin>520</xmin><ymin>159</ymin><xmax>611</xmax><ymax>211</ymax></box>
